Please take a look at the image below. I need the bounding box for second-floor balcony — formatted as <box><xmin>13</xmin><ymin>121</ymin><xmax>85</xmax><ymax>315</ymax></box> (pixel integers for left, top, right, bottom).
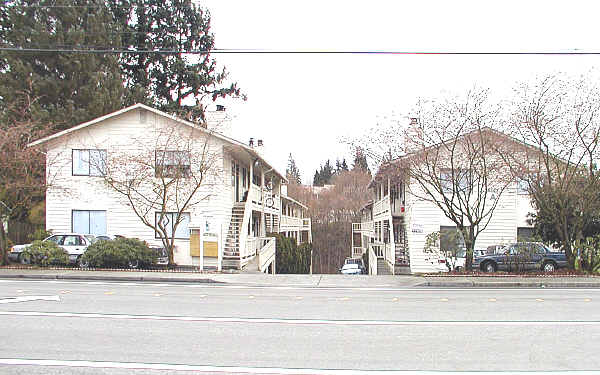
<box><xmin>352</xmin><ymin>221</ymin><xmax>374</xmax><ymax>234</ymax></box>
<box><xmin>249</xmin><ymin>184</ymin><xmax>280</xmax><ymax>211</ymax></box>
<box><xmin>280</xmin><ymin>215</ymin><xmax>311</xmax><ymax>230</ymax></box>
<box><xmin>373</xmin><ymin>195</ymin><xmax>405</xmax><ymax>218</ymax></box>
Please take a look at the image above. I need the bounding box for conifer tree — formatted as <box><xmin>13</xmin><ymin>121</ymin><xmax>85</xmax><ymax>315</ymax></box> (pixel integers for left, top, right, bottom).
<box><xmin>111</xmin><ymin>0</ymin><xmax>244</xmax><ymax>121</ymax></box>
<box><xmin>0</xmin><ymin>0</ymin><xmax>126</xmax><ymax>130</ymax></box>
<box><xmin>286</xmin><ymin>153</ymin><xmax>302</xmax><ymax>185</ymax></box>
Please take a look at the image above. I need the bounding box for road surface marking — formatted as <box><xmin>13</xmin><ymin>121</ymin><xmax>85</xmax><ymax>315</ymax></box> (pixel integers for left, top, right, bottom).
<box><xmin>2</xmin><ymin>310</ymin><xmax>600</xmax><ymax>327</ymax></box>
<box><xmin>2</xmin><ymin>279</ymin><xmax>600</xmax><ymax>293</ymax></box>
<box><xmin>0</xmin><ymin>358</ymin><xmax>597</xmax><ymax>374</ymax></box>
<box><xmin>0</xmin><ymin>295</ymin><xmax>60</xmax><ymax>304</ymax></box>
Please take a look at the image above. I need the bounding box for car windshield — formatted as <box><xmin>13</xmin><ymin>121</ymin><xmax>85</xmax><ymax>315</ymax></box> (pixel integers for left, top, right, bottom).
<box><xmin>457</xmin><ymin>250</ymin><xmax>466</xmax><ymax>258</ymax></box>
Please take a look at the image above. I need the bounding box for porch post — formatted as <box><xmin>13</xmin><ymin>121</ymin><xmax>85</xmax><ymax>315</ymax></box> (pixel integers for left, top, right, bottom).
<box><xmin>260</xmin><ymin>170</ymin><xmax>266</xmax><ymax>237</ymax></box>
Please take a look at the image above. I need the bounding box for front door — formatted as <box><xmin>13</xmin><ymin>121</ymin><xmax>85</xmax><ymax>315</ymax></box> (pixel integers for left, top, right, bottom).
<box><xmin>235</xmin><ymin>164</ymin><xmax>240</xmax><ymax>202</ymax></box>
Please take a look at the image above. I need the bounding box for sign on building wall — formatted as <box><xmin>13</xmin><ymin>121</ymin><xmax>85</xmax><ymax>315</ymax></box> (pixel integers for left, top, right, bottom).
<box><xmin>411</xmin><ymin>223</ymin><xmax>424</xmax><ymax>234</ymax></box>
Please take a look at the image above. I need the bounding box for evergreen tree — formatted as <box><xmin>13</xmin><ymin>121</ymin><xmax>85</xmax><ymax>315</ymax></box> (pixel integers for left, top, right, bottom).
<box><xmin>340</xmin><ymin>158</ymin><xmax>349</xmax><ymax>172</ymax></box>
<box><xmin>0</xmin><ymin>0</ymin><xmax>126</xmax><ymax>130</ymax></box>
<box><xmin>352</xmin><ymin>148</ymin><xmax>371</xmax><ymax>175</ymax></box>
<box><xmin>286</xmin><ymin>153</ymin><xmax>301</xmax><ymax>185</ymax></box>
<box><xmin>313</xmin><ymin>169</ymin><xmax>321</xmax><ymax>186</ymax></box>
<box><xmin>111</xmin><ymin>0</ymin><xmax>244</xmax><ymax>121</ymax></box>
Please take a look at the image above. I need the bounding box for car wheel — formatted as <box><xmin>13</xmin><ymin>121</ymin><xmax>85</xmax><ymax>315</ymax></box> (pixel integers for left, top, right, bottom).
<box><xmin>128</xmin><ymin>259</ymin><xmax>140</xmax><ymax>269</ymax></box>
<box><xmin>19</xmin><ymin>253</ymin><xmax>31</xmax><ymax>265</ymax></box>
<box><xmin>483</xmin><ymin>262</ymin><xmax>497</xmax><ymax>273</ymax></box>
<box><xmin>77</xmin><ymin>257</ymin><xmax>89</xmax><ymax>268</ymax></box>
<box><xmin>542</xmin><ymin>261</ymin><xmax>556</xmax><ymax>273</ymax></box>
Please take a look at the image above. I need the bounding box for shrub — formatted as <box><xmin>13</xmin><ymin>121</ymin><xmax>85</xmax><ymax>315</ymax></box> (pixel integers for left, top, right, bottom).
<box><xmin>81</xmin><ymin>237</ymin><xmax>156</xmax><ymax>268</ymax></box>
<box><xmin>573</xmin><ymin>236</ymin><xmax>600</xmax><ymax>274</ymax></box>
<box><xmin>21</xmin><ymin>240</ymin><xmax>69</xmax><ymax>266</ymax></box>
<box><xmin>28</xmin><ymin>228</ymin><xmax>52</xmax><ymax>242</ymax></box>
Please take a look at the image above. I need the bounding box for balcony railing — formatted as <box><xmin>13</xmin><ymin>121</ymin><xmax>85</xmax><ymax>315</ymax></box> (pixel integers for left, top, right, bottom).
<box><xmin>280</xmin><ymin>215</ymin><xmax>302</xmax><ymax>227</ymax></box>
<box><xmin>352</xmin><ymin>247</ymin><xmax>363</xmax><ymax>257</ymax></box>
<box><xmin>373</xmin><ymin>195</ymin><xmax>390</xmax><ymax>217</ymax></box>
<box><xmin>352</xmin><ymin>221</ymin><xmax>374</xmax><ymax>233</ymax></box>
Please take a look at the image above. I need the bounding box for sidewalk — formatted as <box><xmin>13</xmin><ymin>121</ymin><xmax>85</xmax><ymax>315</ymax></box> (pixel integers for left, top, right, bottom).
<box><xmin>1</xmin><ymin>268</ymin><xmax>600</xmax><ymax>288</ymax></box>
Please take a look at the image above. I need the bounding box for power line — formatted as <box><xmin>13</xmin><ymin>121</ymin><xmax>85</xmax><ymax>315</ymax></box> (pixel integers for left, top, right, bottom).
<box><xmin>1</xmin><ymin>47</ymin><xmax>600</xmax><ymax>55</ymax></box>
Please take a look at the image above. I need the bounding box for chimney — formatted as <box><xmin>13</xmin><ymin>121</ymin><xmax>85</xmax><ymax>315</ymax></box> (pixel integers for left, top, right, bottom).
<box><xmin>249</xmin><ymin>137</ymin><xmax>254</xmax><ymax>147</ymax></box>
<box><xmin>205</xmin><ymin>105</ymin><xmax>232</xmax><ymax>137</ymax></box>
<box><xmin>255</xmin><ymin>139</ymin><xmax>264</xmax><ymax>154</ymax></box>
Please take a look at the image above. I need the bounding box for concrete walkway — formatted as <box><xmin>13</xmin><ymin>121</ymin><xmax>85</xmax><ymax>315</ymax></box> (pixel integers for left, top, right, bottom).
<box><xmin>1</xmin><ymin>268</ymin><xmax>600</xmax><ymax>288</ymax></box>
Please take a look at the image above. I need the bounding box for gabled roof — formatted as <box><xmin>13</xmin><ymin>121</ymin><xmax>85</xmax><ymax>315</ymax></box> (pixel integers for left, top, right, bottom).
<box><xmin>27</xmin><ymin>103</ymin><xmax>287</xmax><ymax>182</ymax></box>
<box><xmin>368</xmin><ymin>126</ymin><xmax>544</xmax><ymax>188</ymax></box>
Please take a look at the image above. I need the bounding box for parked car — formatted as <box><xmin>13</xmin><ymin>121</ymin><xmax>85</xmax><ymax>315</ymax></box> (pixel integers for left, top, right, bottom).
<box><xmin>344</xmin><ymin>257</ymin><xmax>365</xmax><ymax>274</ymax></box>
<box><xmin>150</xmin><ymin>246</ymin><xmax>169</xmax><ymax>266</ymax></box>
<box><xmin>340</xmin><ymin>263</ymin><xmax>363</xmax><ymax>275</ymax></box>
<box><xmin>9</xmin><ymin>234</ymin><xmax>97</xmax><ymax>266</ymax></box>
<box><xmin>472</xmin><ymin>242</ymin><xmax>567</xmax><ymax>273</ymax></box>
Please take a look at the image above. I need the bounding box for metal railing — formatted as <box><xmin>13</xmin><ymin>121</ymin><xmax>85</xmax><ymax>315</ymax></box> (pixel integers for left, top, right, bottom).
<box><xmin>352</xmin><ymin>247</ymin><xmax>363</xmax><ymax>257</ymax></box>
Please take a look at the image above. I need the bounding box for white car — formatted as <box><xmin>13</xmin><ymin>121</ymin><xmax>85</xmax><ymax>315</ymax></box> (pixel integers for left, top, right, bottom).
<box><xmin>9</xmin><ymin>233</ymin><xmax>97</xmax><ymax>266</ymax></box>
<box><xmin>339</xmin><ymin>263</ymin><xmax>363</xmax><ymax>275</ymax></box>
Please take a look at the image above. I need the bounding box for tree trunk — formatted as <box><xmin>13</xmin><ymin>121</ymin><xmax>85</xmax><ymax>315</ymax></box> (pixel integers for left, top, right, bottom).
<box><xmin>461</xmin><ymin>226</ymin><xmax>475</xmax><ymax>270</ymax></box>
<box><xmin>0</xmin><ymin>220</ymin><xmax>8</xmax><ymax>266</ymax></box>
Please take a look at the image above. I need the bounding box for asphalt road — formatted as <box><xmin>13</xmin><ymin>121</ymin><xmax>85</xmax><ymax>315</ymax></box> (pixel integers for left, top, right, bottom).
<box><xmin>1</xmin><ymin>279</ymin><xmax>600</xmax><ymax>374</ymax></box>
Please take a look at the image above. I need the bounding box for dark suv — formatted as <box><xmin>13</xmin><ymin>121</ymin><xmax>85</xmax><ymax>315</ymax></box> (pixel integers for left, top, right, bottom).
<box><xmin>472</xmin><ymin>242</ymin><xmax>567</xmax><ymax>273</ymax></box>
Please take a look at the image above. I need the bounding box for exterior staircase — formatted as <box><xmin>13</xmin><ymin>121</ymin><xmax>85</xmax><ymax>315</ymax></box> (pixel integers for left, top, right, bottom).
<box><xmin>377</xmin><ymin>258</ymin><xmax>393</xmax><ymax>275</ymax></box>
<box><xmin>222</xmin><ymin>203</ymin><xmax>245</xmax><ymax>270</ymax></box>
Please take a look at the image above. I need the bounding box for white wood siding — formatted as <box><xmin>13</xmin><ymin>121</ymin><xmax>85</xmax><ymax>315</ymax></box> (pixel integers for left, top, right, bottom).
<box><xmin>45</xmin><ymin>108</ymin><xmax>236</xmax><ymax>265</ymax></box>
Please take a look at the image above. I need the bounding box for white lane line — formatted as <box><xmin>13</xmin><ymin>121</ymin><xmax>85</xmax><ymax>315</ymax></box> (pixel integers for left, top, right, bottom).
<box><xmin>1</xmin><ymin>310</ymin><xmax>600</xmax><ymax>327</ymax></box>
<box><xmin>2</xmin><ymin>279</ymin><xmax>600</xmax><ymax>292</ymax></box>
<box><xmin>0</xmin><ymin>295</ymin><xmax>60</xmax><ymax>304</ymax></box>
<box><xmin>0</xmin><ymin>358</ymin><xmax>597</xmax><ymax>374</ymax></box>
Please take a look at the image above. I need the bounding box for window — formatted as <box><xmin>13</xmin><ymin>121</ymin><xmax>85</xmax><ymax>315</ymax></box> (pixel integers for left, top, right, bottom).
<box><xmin>72</xmin><ymin>149</ymin><xmax>106</xmax><ymax>176</ymax></box>
<box><xmin>155</xmin><ymin>150</ymin><xmax>191</xmax><ymax>178</ymax></box>
<box><xmin>440</xmin><ymin>170</ymin><xmax>470</xmax><ymax>194</ymax></box>
<box><xmin>517</xmin><ymin>227</ymin><xmax>534</xmax><ymax>241</ymax></box>
<box><xmin>517</xmin><ymin>177</ymin><xmax>530</xmax><ymax>195</ymax></box>
<box><xmin>72</xmin><ymin>210</ymin><xmax>107</xmax><ymax>236</ymax></box>
<box><xmin>155</xmin><ymin>212</ymin><xmax>190</xmax><ymax>239</ymax></box>
<box><xmin>440</xmin><ymin>226</ymin><xmax>465</xmax><ymax>253</ymax></box>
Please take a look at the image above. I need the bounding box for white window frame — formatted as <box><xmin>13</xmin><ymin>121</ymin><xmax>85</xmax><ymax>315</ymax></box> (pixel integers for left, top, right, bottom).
<box><xmin>72</xmin><ymin>149</ymin><xmax>107</xmax><ymax>177</ymax></box>
<box><xmin>155</xmin><ymin>212</ymin><xmax>191</xmax><ymax>240</ymax></box>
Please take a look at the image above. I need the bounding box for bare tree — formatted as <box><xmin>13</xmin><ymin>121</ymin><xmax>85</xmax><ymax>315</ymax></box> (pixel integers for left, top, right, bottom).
<box><xmin>353</xmin><ymin>88</ymin><xmax>513</xmax><ymax>269</ymax></box>
<box><xmin>288</xmin><ymin>169</ymin><xmax>371</xmax><ymax>273</ymax></box>
<box><xmin>0</xmin><ymin>94</ymin><xmax>55</xmax><ymax>264</ymax></box>
<box><xmin>503</xmin><ymin>74</ymin><xmax>600</xmax><ymax>266</ymax></box>
<box><xmin>99</xmin><ymin>120</ymin><xmax>222</xmax><ymax>265</ymax></box>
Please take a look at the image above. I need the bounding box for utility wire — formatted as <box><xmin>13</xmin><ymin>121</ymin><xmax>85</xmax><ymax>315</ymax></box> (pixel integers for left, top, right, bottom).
<box><xmin>1</xmin><ymin>47</ymin><xmax>599</xmax><ymax>55</ymax></box>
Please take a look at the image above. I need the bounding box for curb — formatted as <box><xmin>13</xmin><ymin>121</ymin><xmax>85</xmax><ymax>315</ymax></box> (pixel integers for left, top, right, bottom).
<box><xmin>0</xmin><ymin>274</ymin><xmax>224</xmax><ymax>284</ymax></box>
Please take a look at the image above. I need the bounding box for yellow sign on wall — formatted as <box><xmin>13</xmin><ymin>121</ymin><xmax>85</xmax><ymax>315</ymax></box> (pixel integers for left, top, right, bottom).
<box><xmin>189</xmin><ymin>232</ymin><xmax>201</xmax><ymax>256</ymax></box>
<box><xmin>204</xmin><ymin>241</ymin><xmax>218</xmax><ymax>257</ymax></box>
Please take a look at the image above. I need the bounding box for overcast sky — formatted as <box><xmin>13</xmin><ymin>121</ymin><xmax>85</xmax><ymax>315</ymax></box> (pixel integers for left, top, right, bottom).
<box><xmin>202</xmin><ymin>0</ymin><xmax>600</xmax><ymax>184</ymax></box>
